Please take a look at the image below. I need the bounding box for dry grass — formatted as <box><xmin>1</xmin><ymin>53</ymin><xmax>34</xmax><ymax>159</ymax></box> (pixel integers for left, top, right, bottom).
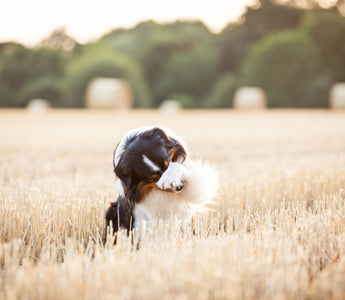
<box><xmin>1</xmin><ymin>109</ymin><xmax>345</xmax><ymax>300</ymax></box>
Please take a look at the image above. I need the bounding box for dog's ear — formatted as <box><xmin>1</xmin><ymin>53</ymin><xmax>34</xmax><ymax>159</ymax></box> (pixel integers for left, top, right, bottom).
<box><xmin>168</xmin><ymin>138</ymin><xmax>187</xmax><ymax>163</ymax></box>
<box><xmin>122</xmin><ymin>175</ymin><xmax>132</xmax><ymax>190</ymax></box>
<box><xmin>152</xmin><ymin>127</ymin><xmax>169</xmax><ymax>140</ymax></box>
<box><xmin>140</xmin><ymin>127</ymin><xmax>170</xmax><ymax>143</ymax></box>
<box><xmin>115</xmin><ymin>164</ymin><xmax>132</xmax><ymax>190</ymax></box>
<box><xmin>148</xmin><ymin>128</ymin><xmax>187</xmax><ymax>162</ymax></box>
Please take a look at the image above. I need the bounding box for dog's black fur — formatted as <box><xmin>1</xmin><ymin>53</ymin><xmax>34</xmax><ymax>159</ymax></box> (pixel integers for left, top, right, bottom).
<box><xmin>104</xmin><ymin>196</ymin><xmax>134</xmax><ymax>243</ymax></box>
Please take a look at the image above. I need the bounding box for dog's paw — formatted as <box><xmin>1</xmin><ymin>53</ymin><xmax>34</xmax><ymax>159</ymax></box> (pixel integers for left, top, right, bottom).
<box><xmin>156</xmin><ymin>162</ymin><xmax>185</xmax><ymax>192</ymax></box>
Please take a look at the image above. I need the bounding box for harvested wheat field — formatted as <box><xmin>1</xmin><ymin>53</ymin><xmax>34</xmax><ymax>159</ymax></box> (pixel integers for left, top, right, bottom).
<box><xmin>1</xmin><ymin>109</ymin><xmax>345</xmax><ymax>300</ymax></box>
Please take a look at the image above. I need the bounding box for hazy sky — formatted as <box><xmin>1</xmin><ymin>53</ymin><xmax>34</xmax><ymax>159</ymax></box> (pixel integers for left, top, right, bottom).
<box><xmin>1</xmin><ymin>0</ymin><xmax>256</xmax><ymax>46</ymax></box>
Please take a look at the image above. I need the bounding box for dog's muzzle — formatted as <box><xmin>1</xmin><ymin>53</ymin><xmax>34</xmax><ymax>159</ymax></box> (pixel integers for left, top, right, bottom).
<box><xmin>175</xmin><ymin>182</ymin><xmax>184</xmax><ymax>191</ymax></box>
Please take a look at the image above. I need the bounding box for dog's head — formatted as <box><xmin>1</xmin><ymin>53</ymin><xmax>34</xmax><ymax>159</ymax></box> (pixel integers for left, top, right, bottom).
<box><xmin>113</xmin><ymin>127</ymin><xmax>187</xmax><ymax>202</ymax></box>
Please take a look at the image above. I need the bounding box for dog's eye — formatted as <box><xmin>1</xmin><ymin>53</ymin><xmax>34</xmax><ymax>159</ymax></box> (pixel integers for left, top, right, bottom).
<box><xmin>145</xmin><ymin>173</ymin><xmax>160</xmax><ymax>184</ymax></box>
<box><xmin>152</xmin><ymin>170</ymin><xmax>162</xmax><ymax>177</ymax></box>
<box><xmin>150</xmin><ymin>172</ymin><xmax>161</xmax><ymax>180</ymax></box>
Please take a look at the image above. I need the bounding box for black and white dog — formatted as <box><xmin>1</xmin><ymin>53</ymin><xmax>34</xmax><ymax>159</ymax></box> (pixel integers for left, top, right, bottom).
<box><xmin>104</xmin><ymin>126</ymin><xmax>218</xmax><ymax>242</ymax></box>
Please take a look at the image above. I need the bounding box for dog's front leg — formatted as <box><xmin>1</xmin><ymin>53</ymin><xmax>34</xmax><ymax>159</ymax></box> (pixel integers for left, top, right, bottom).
<box><xmin>156</xmin><ymin>162</ymin><xmax>185</xmax><ymax>192</ymax></box>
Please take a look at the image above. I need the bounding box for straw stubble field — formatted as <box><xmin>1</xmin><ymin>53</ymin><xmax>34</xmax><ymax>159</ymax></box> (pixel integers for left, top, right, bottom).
<box><xmin>1</xmin><ymin>109</ymin><xmax>345</xmax><ymax>300</ymax></box>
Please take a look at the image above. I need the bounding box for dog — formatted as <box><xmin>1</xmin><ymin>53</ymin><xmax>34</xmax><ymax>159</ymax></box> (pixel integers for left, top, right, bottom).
<box><xmin>104</xmin><ymin>126</ymin><xmax>218</xmax><ymax>243</ymax></box>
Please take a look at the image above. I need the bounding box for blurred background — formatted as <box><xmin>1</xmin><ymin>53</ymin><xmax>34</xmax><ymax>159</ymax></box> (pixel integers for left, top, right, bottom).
<box><xmin>1</xmin><ymin>0</ymin><xmax>345</xmax><ymax>110</ymax></box>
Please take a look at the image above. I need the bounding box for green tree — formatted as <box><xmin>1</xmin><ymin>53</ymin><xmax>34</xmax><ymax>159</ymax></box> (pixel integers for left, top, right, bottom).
<box><xmin>100</xmin><ymin>20</ymin><xmax>217</xmax><ymax>106</ymax></box>
<box><xmin>100</xmin><ymin>20</ymin><xmax>215</xmax><ymax>62</ymax></box>
<box><xmin>240</xmin><ymin>30</ymin><xmax>327</xmax><ymax>107</ymax></box>
<box><xmin>62</xmin><ymin>46</ymin><xmax>151</xmax><ymax>108</ymax></box>
<box><xmin>0</xmin><ymin>44</ymin><xmax>64</xmax><ymax>107</ymax></box>
<box><xmin>141</xmin><ymin>36</ymin><xmax>193</xmax><ymax>106</ymax></box>
<box><xmin>301</xmin><ymin>10</ymin><xmax>345</xmax><ymax>81</ymax></box>
<box><xmin>203</xmin><ymin>73</ymin><xmax>238</xmax><ymax>108</ymax></box>
<box><xmin>156</xmin><ymin>46</ymin><xmax>219</xmax><ymax>107</ymax></box>
<box><xmin>220</xmin><ymin>0</ymin><xmax>303</xmax><ymax>73</ymax></box>
<box><xmin>40</xmin><ymin>28</ymin><xmax>80</xmax><ymax>53</ymax></box>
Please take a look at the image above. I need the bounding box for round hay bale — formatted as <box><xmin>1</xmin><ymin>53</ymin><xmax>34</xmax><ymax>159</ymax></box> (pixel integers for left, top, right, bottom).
<box><xmin>85</xmin><ymin>77</ymin><xmax>133</xmax><ymax>109</ymax></box>
<box><xmin>27</xmin><ymin>99</ymin><xmax>51</xmax><ymax>113</ymax></box>
<box><xmin>233</xmin><ymin>87</ymin><xmax>267</xmax><ymax>109</ymax></box>
<box><xmin>159</xmin><ymin>100</ymin><xmax>182</xmax><ymax>114</ymax></box>
<box><xmin>330</xmin><ymin>83</ymin><xmax>345</xmax><ymax>109</ymax></box>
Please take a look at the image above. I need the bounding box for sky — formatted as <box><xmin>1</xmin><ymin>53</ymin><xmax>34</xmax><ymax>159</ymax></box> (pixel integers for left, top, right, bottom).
<box><xmin>1</xmin><ymin>0</ymin><xmax>256</xmax><ymax>46</ymax></box>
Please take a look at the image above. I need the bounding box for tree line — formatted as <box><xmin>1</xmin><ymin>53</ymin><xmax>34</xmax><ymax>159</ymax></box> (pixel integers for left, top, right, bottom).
<box><xmin>0</xmin><ymin>0</ymin><xmax>345</xmax><ymax>108</ymax></box>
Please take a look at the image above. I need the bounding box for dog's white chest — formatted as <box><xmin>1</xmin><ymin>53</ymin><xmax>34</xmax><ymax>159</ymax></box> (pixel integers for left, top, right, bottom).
<box><xmin>133</xmin><ymin>190</ymin><xmax>191</xmax><ymax>230</ymax></box>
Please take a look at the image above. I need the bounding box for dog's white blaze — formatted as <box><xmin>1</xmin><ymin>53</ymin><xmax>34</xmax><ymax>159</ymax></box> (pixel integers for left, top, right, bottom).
<box><xmin>142</xmin><ymin>155</ymin><xmax>161</xmax><ymax>172</ymax></box>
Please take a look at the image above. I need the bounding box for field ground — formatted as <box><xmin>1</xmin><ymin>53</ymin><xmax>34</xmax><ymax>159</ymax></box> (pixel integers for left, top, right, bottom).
<box><xmin>1</xmin><ymin>109</ymin><xmax>345</xmax><ymax>299</ymax></box>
